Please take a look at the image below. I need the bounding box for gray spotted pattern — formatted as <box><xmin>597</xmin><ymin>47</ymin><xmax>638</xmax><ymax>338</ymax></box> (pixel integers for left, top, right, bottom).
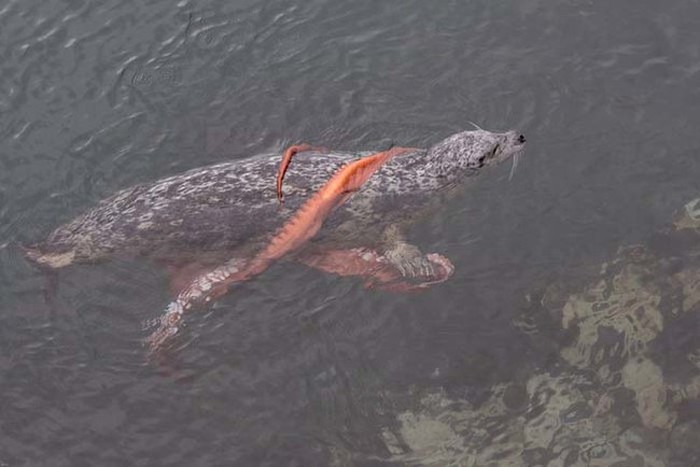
<box><xmin>30</xmin><ymin>130</ymin><xmax>525</xmax><ymax>266</ymax></box>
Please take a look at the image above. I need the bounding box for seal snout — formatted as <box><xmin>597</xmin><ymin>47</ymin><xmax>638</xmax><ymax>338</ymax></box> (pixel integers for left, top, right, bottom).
<box><xmin>503</xmin><ymin>130</ymin><xmax>526</xmax><ymax>147</ymax></box>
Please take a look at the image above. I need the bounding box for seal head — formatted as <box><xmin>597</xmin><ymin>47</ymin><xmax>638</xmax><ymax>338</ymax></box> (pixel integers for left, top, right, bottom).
<box><xmin>425</xmin><ymin>129</ymin><xmax>526</xmax><ymax>183</ymax></box>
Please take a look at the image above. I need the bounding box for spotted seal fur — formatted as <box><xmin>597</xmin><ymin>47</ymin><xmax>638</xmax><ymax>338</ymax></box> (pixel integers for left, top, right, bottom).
<box><xmin>28</xmin><ymin>129</ymin><xmax>524</xmax><ymax>269</ymax></box>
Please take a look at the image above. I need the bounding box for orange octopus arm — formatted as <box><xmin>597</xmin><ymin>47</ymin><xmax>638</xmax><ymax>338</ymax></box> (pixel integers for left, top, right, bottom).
<box><xmin>276</xmin><ymin>144</ymin><xmax>327</xmax><ymax>202</ymax></box>
<box><xmin>147</xmin><ymin>146</ymin><xmax>415</xmax><ymax>351</ymax></box>
<box><xmin>265</xmin><ymin>147</ymin><xmax>411</xmax><ymax>260</ymax></box>
<box><xmin>298</xmin><ymin>248</ymin><xmax>454</xmax><ymax>292</ymax></box>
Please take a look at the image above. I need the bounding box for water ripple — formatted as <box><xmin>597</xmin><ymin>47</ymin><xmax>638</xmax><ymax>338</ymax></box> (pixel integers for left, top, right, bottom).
<box><xmin>1</xmin><ymin>0</ymin><xmax>700</xmax><ymax>464</ymax></box>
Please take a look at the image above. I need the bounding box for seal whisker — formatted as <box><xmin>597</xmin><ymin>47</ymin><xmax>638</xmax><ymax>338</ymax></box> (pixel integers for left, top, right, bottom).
<box><xmin>467</xmin><ymin>120</ymin><xmax>485</xmax><ymax>131</ymax></box>
<box><xmin>508</xmin><ymin>151</ymin><xmax>521</xmax><ymax>181</ymax></box>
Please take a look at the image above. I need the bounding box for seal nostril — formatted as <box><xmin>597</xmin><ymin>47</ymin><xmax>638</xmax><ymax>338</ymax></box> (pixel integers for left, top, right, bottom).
<box><xmin>517</xmin><ymin>134</ymin><xmax>526</xmax><ymax>144</ymax></box>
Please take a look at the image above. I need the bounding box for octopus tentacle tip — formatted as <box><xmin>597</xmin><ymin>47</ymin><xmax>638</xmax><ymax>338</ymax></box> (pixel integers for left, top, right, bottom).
<box><xmin>275</xmin><ymin>143</ymin><xmax>333</xmax><ymax>202</ymax></box>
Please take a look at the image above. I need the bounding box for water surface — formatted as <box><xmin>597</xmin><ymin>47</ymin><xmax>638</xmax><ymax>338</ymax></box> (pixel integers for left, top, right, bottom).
<box><xmin>1</xmin><ymin>0</ymin><xmax>700</xmax><ymax>465</ymax></box>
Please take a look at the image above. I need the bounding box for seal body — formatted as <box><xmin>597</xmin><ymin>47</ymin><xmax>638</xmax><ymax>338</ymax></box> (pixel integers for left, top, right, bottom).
<box><xmin>28</xmin><ymin>129</ymin><xmax>525</xmax><ymax>268</ymax></box>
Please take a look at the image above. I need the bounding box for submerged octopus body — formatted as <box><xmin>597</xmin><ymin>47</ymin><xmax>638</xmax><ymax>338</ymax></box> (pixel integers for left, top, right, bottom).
<box><xmin>26</xmin><ymin>129</ymin><xmax>526</xmax><ymax>349</ymax></box>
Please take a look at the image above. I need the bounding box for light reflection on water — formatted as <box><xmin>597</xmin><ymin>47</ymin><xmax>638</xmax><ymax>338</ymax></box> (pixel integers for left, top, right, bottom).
<box><xmin>1</xmin><ymin>0</ymin><xmax>700</xmax><ymax>465</ymax></box>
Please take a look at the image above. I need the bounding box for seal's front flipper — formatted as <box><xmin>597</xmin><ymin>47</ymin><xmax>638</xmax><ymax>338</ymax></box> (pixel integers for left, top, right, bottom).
<box><xmin>298</xmin><ymin>248</ymin><xmax>400</xmax><ymax>286</ymax></box>
<box><xmin>380</xmin><ymin>224</ymin><xmax>453</xmax><ymax>282</ymax></box>
<box><xmin>298</xmin><ymin>247</ymin><xmax>454</xmax><ymax>292</ymax></box>
<box><xmin>383</xmin><ymin>241</ymin><xmax>440</xmax><ymax>280</ymax></box>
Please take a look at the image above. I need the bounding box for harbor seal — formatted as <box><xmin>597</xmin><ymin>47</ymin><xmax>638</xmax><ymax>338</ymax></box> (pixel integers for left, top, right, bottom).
<box><xmin>25</xmin><ymin>128</ymin><xmax>526</xmax><ymax>350</ymax></box>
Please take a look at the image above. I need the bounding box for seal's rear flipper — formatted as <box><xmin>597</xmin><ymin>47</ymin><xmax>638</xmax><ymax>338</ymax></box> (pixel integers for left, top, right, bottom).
<box><xmin>297</xmin><ymin>247</ymin><xmax>454</xmax><ymax>292</ymax></box>
<box><xmin>20</xmin><ymin>243</ymin><xmax>76</xmax><ymax>269</ymax></box>
<box><xmin>9</xmin><ymin>242</ymin><xmax>64</xmax><ymax>316</ymax></box>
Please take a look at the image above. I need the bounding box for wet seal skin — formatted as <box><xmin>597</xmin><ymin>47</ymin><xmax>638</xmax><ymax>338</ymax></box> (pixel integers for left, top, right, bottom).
<box><xmin>24</xmin><ymin>129</ymin><xmax>526</xmax><ymax>352</ymax></box>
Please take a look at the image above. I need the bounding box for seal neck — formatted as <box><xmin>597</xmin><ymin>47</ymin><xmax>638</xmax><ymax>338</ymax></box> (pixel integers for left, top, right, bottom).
<box><xmin>424</xmin><ymin>149</ymin><xmax>480</xmax><ymax>187</ymax></box>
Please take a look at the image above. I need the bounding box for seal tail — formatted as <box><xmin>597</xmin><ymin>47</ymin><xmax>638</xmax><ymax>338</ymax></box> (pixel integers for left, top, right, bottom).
<box><xmin>20</xmin><ymin>244</ymin><xmax>76</xmax><ymax>269</ymax></box>
<box><xmin>11</xmin><ymin>242</ymin><xmax>65</xmax><ymax>320</ymax></box>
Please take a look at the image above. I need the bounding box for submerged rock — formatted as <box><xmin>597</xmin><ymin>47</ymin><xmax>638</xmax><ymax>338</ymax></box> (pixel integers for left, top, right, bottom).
<box><xmin>534</xmin><ymin>198</ymin><xmax>700</xmax><ymax>433</ymax></box>
<box><xmin>380</xmin><ymin>372</ymin><xmax>667</xmax><ymax>466</ymax></box>
<box><xmin>374</xmin><ymin>197</ymin><xmax>700</xmax><ymax>467</ymax></box>
<box><xmin>673</xmin><ymin>198</ymin><xmax>700</xmax><ymax>232</ymax></box>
